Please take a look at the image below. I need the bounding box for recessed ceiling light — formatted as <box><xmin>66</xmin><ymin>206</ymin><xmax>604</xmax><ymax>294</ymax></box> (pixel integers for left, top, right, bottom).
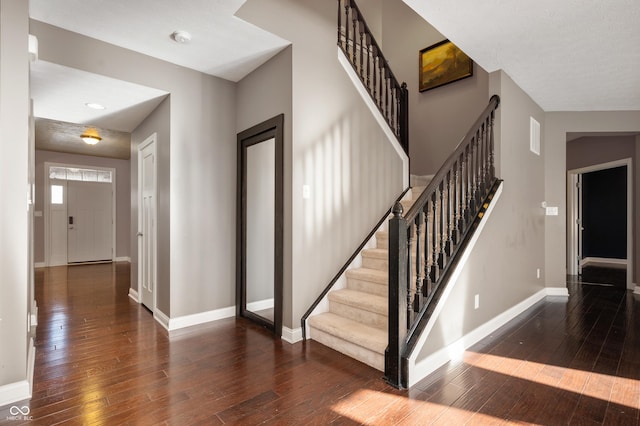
<box><xmin>85</xmin><ymin>102</ymin><xmax>106</xmax><ymax>110</ymax></box>
<box><xmin>171</xmin><ymin>30</ymin><xmax>192</xmax><ymax>44</ymax></box>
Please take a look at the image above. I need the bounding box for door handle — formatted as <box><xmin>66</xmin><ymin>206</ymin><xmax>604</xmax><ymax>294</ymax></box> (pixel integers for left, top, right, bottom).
<box><xmin>137</xmin><ymin>232</ymin><xmax>143</xmax><ymax>237</ymax></box>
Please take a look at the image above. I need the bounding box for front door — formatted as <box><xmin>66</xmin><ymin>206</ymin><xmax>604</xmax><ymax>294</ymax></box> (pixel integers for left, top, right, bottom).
<box><xmin>138</xmin><ymin>137</ymin><xmax>157</xmax><ymax>311</ymax></box>
<box><xmin>67</xmin><ymin>180</ymin><xmax>113</xmax><ymax>263</ymax></box>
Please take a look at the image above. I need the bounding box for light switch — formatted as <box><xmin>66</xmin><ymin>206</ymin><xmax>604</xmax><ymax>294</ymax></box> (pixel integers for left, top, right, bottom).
<box><xmin>545</xmin><ymin>206</ymin><xmax>558</xmax><ymax>216</ymax></box>
<box><xmin>302</xmin><ymin>185</ymin><xmax>311</xmax><ymax>199</ymax></box>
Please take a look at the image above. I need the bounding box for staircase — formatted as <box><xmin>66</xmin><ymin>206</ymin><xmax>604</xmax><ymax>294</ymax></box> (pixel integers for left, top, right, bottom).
<box><xmin>308</xmin><ymin>183</ymin><xmax>426</xmax><ymax>370</ymax></box>
<box><xmin>303</xmin><ymin>0</ymin><xmax>501</xmax><ymax>388</ymax></box>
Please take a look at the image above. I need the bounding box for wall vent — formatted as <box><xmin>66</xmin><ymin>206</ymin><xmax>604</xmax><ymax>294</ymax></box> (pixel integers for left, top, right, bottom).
<box><xmin>530</xmin><ymin>117</ymin><xmax>540</xmax><ymax>155</ymax></box>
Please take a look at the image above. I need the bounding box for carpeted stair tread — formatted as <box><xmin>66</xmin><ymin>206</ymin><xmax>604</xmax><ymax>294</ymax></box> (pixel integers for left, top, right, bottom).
<box><xmin>328</xmin><ymin>289</ymin><xmax>387</xmax><ymax>315</ymax></box>
<box><xmin>308</xmin><ymin>312</ymin><xmax>387</xmax><ymax>354</ymax></box>
<box><xmin>362</xmin><ymin>248</ymin><xmax>388</xmax><ymax>259</ymax></box>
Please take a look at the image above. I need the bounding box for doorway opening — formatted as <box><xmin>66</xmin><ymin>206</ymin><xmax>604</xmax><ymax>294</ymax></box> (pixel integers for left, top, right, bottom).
<box><xmin>44</xmin><ymin>162</ymin><xmax>116</xmax><ymax>266</ymax></box>
<box><xmin>567</xmin><ymin>158</ymin><xmax>633</xmax><ymax>289</ymax></box>
<box><xmin>237</xmin><ymin>114</ymin><xmax>284</xmax><ymax>337</ymax></box>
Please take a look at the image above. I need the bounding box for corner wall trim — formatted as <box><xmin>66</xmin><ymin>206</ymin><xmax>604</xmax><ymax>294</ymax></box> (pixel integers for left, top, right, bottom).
<box><xmin>165</xmin><ymin>306</ymin><xmax>236</xmax><ymax>332</ymax></box>
<box><xmin>128</xmin><ymin>288</ymin><xmax>139</xmax><ymax>303</ymax></box>
<box><xmin>409</xmin><ymin>288</ymin><xmax>552</xmax><ymax>387</ymax></box>
<box><xmin>0</xmin><ymin>380</ymin><xmax>31</xmax><ymax>408</ymax></box>
<box><xmin>154</xmin><ymin>309</ymin><xmax>170</xmax><ymax>331</ymax></box>
<box><xmin>282</xmin><ymin>326</ymin><xmax>303</xmax><ymax>344</ymax></box>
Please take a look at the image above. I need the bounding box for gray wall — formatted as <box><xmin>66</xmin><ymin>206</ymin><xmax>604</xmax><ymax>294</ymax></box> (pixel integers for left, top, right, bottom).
<box><xmin>239</xmin><ymin>0</ymin><xmax>404</xmax><ymax>325</ymax></box>
<box><xmin>237</xmin><ymin>47</ymin><xmax>294</xmax><ymax>323</ymax></box>
<box><xmin>34</xmin><ymin>150</ymin><xmax>131</xmax><ymax>262</ymax></box>
<box><xmin>545</xmin><ymin>112</ymin><xmax>640</xmax><ymax>287</ymax></box>
<box><xmin>567</xmin><ymin>135</ymin><xmax>636</xmax><ymax>171</ymax></box>
<box><xmin>0</xmin><ymin>0</ymin><xmax>30</xmax><ymax>393</ymax></box>
<box><xmin>30</xmin><ymin>20</ymin><xmax>238</xmax><ymax>319</ymax></box>
<box><xmin>130</xmin><ymin>97</ymin><xmax>171</xmax><ymax>315</ymax></box>
<box><xmin>417</xmin><ymin>70</ymin><xmax>546</xmax><ymax>360</ymax></box>
<box><xmin>380</xmin><ymin>0</ymin><xmax>490</xmax><ymax>176</ymax></box>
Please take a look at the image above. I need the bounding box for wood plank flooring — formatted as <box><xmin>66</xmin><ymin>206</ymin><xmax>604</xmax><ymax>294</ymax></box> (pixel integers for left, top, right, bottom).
<box><xmin>1</xmin><ymin>263</ymin><xmax>639</xmax><ymax>425</ymax></box>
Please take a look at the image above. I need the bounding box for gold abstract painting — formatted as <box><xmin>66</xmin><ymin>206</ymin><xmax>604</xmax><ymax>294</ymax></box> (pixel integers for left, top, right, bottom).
<box><xmin>419</xmin><ymin>40</ymin><xmax>473</xmax><ymax>92</ymax></box>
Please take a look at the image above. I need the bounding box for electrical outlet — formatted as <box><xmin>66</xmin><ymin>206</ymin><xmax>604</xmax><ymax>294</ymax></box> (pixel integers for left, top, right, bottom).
<box><xmin>474</xmin><ymin>294</ymin><xmax>479</xmax><ymax>310</ymax></box>
<box><xmin>302</xmin><ymin>185</ymin><xmax>310</xmax><ymax>199</ymax></box>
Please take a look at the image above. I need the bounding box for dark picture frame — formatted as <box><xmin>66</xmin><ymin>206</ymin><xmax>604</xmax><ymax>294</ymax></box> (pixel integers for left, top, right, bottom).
<box><xmin>419</xmin><ymin>39</ymin><xmax>473</xmax><ymax>92</ymax></box>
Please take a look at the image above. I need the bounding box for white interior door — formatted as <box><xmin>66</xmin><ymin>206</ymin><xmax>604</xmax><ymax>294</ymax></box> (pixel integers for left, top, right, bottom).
<box><xmin>138</xmin><ymin>137</ymin><xmax>157</xmax><ymax>311</ymax></box>
<box><xmin>67</xmin><ymin>180</ymin><xmax>113</xmax><ymax>263</ymax></box>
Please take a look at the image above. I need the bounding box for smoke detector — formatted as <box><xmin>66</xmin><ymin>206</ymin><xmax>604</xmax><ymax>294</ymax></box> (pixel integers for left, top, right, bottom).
<box><xmin>171</xmin><ymin>30</ymin><xmax>192</xmax><ymax>44</ymax></box>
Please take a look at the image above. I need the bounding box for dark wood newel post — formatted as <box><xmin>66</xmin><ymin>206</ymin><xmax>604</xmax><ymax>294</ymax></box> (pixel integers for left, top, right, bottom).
<box><xmin>400</xmin><ymin>82</ymin><xmax>409</xmax><ymax>154</ymax></box>
<box><xmin>385</xmin><ymin>202</ymin><xmax>407</xmax><ymax>388</ymax></box>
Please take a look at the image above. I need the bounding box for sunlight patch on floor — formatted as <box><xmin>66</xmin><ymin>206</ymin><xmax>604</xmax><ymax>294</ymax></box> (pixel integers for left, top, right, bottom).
<box><xmin>464</xmin><ymin>351</ymin><xmax>640</xmax><ymax>410</ymax></box>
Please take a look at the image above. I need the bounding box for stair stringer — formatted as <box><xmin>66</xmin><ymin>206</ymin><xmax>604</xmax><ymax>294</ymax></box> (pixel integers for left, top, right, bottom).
<box><xmin>337</xmin><ymin>47</ymin><xmax>409</xmax><ymax>189</ymax></box>
<box><xmin>404</xmin><ymin>181</ymin><xmax>504</xmax><ymax>387</ymax></box>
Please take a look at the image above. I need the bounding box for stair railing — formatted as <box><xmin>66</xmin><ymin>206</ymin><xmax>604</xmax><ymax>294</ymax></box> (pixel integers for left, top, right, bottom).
<box><xmin>385</xmin><ymin>95</ymin><xmax>501</xmax><ymax>388</ymax></box>
<box><xmin>338</xmin><ymin>0</ymin><xmax>409</xmax><ymax>154</ymax></box>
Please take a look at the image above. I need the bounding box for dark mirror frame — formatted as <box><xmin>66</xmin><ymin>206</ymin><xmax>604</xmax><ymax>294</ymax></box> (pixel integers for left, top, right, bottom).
<box><xmin>236</xmin><ymin>114</ymin><xmax>284</xmax><ymax>337</ymax></box>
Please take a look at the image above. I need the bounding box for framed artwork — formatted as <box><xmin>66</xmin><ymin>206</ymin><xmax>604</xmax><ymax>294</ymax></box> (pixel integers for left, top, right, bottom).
<box><xmin>419</xmin><ymin>39</ymin><xmax>473</xmax><ymax>92</ymax></box>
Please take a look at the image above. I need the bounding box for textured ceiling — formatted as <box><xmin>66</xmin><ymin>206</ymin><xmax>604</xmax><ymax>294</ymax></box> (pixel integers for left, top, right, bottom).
<box><xmin>403</xmin><ymin>0</ymin><xmax>640</xmax><ymax>111</ymax></box>
<box><xmin>29</xmin><ymin>0</ymin><xmax>291</xmax><ymax>82</ymax></box>
<box><xmin>36</xmin><ymin>118</ymin><xmax>131</xmax><ymax>160</ymax></box>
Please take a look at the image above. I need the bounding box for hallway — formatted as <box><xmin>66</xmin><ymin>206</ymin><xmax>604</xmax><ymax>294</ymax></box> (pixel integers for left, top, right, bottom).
<box><xmin>1</xmin><ymin>263</ymin><xmax>639</xmax><ymax>424</ymax></box>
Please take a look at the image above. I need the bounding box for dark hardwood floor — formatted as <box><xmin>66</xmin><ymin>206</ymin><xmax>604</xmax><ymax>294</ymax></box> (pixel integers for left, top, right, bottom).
<box><xmin>1</xmin><ymin>263</ymin><xmax>639</xmax><ymax>425</ymax></box>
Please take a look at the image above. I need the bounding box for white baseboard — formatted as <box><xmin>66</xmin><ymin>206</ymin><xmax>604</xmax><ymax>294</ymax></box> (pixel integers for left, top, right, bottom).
<box><xmin>114</xmin><ymin>256</ymin><xmax>131</xmax><ymax>263</ymax></box>
<box><xmin>154</xmin><ymin>309</ymin><xmax>170</xmax><ymax>331</ymax></box>
<box><xmin>30</xmin><ymin>300</ymin><xmax>38</xmax><ymax>327</ymax></box>
<box><xmin>581</xmin><ymin>257</ymin><xmax>627</xmax><ymax>268</ymax></box>
<box><xmin>0</xmin><ymin>381</ymin><xmax>30</xmax><ymax>407</ymax></box>
<box><xmin>27</xmin><ymin>337</ymin><xmax>35</xmax><ymax>397</ymax></box>
<box><xmin>282</xmin><ymin>326</ymin><xmax>303</xmax><ymax>343</ymax></box>
<box><xmin>165</xmin><ymin>306</ymin><xmax>235</xmax><ymax>332</ymax></box>
<box><xmin>409</xmin><ymin>288</ymin><xmax>549</xmax><ymax>387</ymax></box>
<box><xmin>128</xmin><ymin>288</ymin><xmax>139</xmax><ymax>303</ymax></box>
<box><xmin>34</xmin><ymin>262</ymin><xmax>46</xmax><ymax>268</ymax></box>
<box><xmin>545</xmin><ymin>286</ymin><xmax>570</xmax><ymax>297</ymax></box>
<box><xmin>246</xmin><ymin>298</ymin><xmax>274</xmax><ymax>312</ymax></box>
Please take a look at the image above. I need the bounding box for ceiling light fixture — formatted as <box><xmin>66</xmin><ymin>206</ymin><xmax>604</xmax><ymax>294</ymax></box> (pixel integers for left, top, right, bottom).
<box><xmin>171</xmin><ymin>30</ymin><xmax>192</xmax><ymax>44</ymax></box>
<box><xmin>81</xmin><ymin>128</ymin><xmax>102</xmax><ymax>145</ymax></box>
<box><xmin>85</xmin><ymin>102</ymin><xmax>106</xmax><ymax>110</ymax></box>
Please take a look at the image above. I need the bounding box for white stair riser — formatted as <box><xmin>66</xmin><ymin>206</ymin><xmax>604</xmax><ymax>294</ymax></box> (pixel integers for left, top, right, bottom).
<box><xmin>347</xmin><ymin>278</ymin><xmax>387</xmax><ymax>297</ymax></box>
<box><xmin>362</xmin><ymin>256</ymin><xmax>387</xmax><ymax>271</ymax></box>
<box><xmin>309</xmin><ymin>327</ymin><xmax>384</xmax><ymax>371</ymax></box>
<box><xmin>330</xmin><ymin>300</ymin><xmax>388</xmax><ymax>330</ymax></box>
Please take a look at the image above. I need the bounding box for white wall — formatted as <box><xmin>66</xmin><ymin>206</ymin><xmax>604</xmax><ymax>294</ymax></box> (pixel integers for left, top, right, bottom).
<box><xmin>416</xmin><ymin>70</ymin><xmax>546</xmax><ymax>360</ymax></box>
<box><xmin>238</xmin><ymin>0</ymin><xmax>404</xmax><ymax>326</ymax></box>
<box><xmin>0</xmin><ymin>0</ymin><xmax>30</xmax><ymax>399</ymax></box>
<box><xmin>545</xmin><ymin>111</ymin><xmax>640</xmax><ymax>287</ymax></box>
